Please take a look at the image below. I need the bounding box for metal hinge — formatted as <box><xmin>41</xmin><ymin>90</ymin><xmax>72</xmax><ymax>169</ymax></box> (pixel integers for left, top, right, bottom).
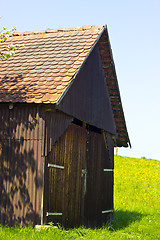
<box><xmin>81</xmin><ymin>169</ymin><xmax>87</xmax><ymax>176</ymax></box>
<box><xmin>102</xmin><ymin>209</ymin><xmax>114</xmax><ymax>214</ymax></box>
<box><xmin>46</xmin><ymin>212</ymin><xmax>63</xmax><ymax>216</ymax></box>
<box><xmin>103</xmin><ymin>169</ymin><xmax>114</xmax><ymax>172</ymax></box>
<box><xmin>47</xmin><ymin>163</ymin><xmax>64</xmax><ymax>169</ymax></box>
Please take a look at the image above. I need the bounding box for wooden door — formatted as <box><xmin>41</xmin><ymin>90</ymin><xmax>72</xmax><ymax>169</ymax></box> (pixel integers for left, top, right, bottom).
<box><xmin>44</xmin><ymin>123</ymin><xmax>114</xmax><ymax>227</ymax></box>
<box><xmin>44</xmin><ymin>123</ymin><xmax>87</xmax><ymax>227</ymax></box>
<box><xmin>84</xmin><ymin>129</ymin><xmax>114</xmax><ymax>227</ymax></box>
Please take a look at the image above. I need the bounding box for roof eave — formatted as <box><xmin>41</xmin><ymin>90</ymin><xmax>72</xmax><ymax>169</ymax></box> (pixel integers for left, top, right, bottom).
<box><xmin>103</xmin><ymin>25</ymin><xmax>131</xmax><ymax>148</ymax></box>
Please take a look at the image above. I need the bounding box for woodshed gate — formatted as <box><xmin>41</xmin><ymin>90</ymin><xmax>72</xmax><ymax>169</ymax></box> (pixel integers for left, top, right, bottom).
<box><xmin>44</xmin><ymin>122</ymin><xmax>114</xmax><ymax>227</ymax></box>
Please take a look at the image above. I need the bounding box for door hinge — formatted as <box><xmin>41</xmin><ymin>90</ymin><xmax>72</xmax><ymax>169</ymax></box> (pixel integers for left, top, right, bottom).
<box><xmin>47</xmin><ymin>163</ymin><xmax>64</xmax><ymax>169</ymax></box>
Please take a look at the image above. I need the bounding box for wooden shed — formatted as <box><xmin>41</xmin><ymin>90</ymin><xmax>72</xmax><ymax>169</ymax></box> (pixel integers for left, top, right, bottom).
<box><xmin>0</xmin><ymin>25</ymin><xmax>130</xmax><ymax>227</ymax></box>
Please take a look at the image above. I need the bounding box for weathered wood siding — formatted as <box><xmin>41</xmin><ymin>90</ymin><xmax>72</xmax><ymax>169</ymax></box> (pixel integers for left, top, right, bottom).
<box><xmin>85</xmin><ymin>129</ymin><xmax>113</xmax><ymax>227</ymax></box>
<box><xmin>45</xmin><ymin>123</ymin><xmax>87</xmax><ymax>227</ymax></box>
<box><xmin>0</xmin><ymin>103</ymin><xmax>113</xmax><ymax>227</ymax></box>
<box><xmin>45</xmin><ymin>123</ymin><xmax>114</xmax><ymax>227</ymax></box>
<box><xmin>0</xmin><ymin>103</ymin><xmax>72</xmax><ymax>226</ymax></box>
<box><xmin>57</xmin><ymin>45</ymin><xmax>116</xmax><ymax>135</ymax></box>
<box><xmin>0</xmin><ymin>104</ymin><xmax>43</xmax><ymax>225</ymax></box>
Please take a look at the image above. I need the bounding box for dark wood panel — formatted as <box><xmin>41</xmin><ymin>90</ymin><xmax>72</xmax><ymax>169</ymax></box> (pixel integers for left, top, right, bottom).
<box><xmin>85</xmin><ymin>131</ymin><xmax>104</xmax><ymax>226</ymax></box>
<box><xmin>0</xmin><ymin>104</ymin><xmax>44</xmax><ymax>226</ymax></box>
<box><xmin>84</xmin><ymin>130</ymin><xmax>114</xmax><ymax>227</ymax></box>
<box><xmin>46</xmin><ymin>123</ymin><xmax>114</xmax><ymax>227</ymax></box>
<box><xmin>0</xmin><ymin>103</ymin><xmax>73</xmax><ymax>226</ymax></box>
<box><xmin>46</xmin><ymin>123</ymin><xmax>87</xmax><ymax>227</ymax></box>
<box><xmin>57</xmin><ymin>45</ymin><xmax>116</xmax><ymax>135</ymax></box>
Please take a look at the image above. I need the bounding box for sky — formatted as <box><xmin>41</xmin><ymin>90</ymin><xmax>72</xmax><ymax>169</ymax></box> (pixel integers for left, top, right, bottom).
<box><xmin>1</xmin><ymin>0</ymin><xmax>160</xmax><ymax>160</ymax></box>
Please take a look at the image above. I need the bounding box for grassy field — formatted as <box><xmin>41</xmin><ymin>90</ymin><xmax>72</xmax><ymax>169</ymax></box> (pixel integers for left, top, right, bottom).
<box><xmin>0</xmin><ymin>156</ymin><xmax>160</xmax><ymax>239</ymax></box>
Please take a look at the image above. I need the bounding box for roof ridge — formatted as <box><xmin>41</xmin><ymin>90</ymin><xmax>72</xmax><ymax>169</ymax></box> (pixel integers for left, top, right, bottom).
<box><xmin>10</xmin><ymin>25</ymin><xmax>104</xmax><ymax>37</ymax></box>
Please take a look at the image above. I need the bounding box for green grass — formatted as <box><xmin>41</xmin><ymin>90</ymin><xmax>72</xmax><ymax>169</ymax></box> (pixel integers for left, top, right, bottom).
<box><xmin>0</xmin><ymin>156</ymin><xmax>160</xmax><ymax>239</ymax></box>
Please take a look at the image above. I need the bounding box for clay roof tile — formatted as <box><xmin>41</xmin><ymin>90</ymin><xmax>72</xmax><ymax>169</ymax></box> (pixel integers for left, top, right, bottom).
<box><xmin>0</xmin><ymin>25</ymin><xmax>104</xmax><ymax>104</ymax></box>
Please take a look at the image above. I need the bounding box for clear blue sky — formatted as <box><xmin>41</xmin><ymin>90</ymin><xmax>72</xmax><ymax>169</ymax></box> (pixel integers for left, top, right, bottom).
<box><xmin>1</xmin><ymin>0</ymin><xmax>160</xmax><ymax>160</ymax></box>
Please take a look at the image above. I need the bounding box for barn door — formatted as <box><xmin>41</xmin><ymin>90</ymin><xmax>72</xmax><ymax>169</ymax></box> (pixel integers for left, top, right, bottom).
<box><xmin>44</xmin><ymin>123</ymin><xmax>87</xmax><ymax>227</ymax></box>
<box><xmin>101</xmin><ymin>132</ymin><xmax>114</xmax><ymax>222</ymax></box>
<box><xmin>45</xmin><ymin>161</ymin><xmax>65</xmax><ymax>224</ymax></box>
<box><xmin>84</xmin><ymin>129</ymin><xmax>114</xmax><ymax>226</ymax></box>
<box><xmin>84</xmin><ymin>129</ymin><xmax>104</xmax><ymax>226</ymax></box>
<box><xmin>43</xmin><ymin>123</ymin><xmax>114</xmax><ymax>227</ymax></box>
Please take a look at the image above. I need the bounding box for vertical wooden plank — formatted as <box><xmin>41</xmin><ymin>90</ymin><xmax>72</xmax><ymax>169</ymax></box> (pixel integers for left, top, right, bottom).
<box><xmin>101</xmin><ymin>132</ymin><xmax>114</xmax><ymax>225</ymax></box>
<box><xmin>101</xmin><ymin>171</ymin><xmax>114</xmax><ymax>224</ymax></box>
<box><xmin>0</xmin><ymin>140</ymin><xmax>3</xmax><ymax>224</ymax></box>
<box><xmin>84</xmin><ymin>129</ymin><xmax>114</xmax><ymax>227</ymax></box>
<box><xmin>1</xmin><ymin>140</ymin><xmax>8</xmax><ymax>225</ymax></box>
<box><xmin>0</xmin><ymin>104</ymin><xmax>45</xmax><ymax>226</ymax></box>
<box><xmin>85</xmin><ymin>131</ymin><xmax>103</xmax><ymax>226</ymax></box>
<box><xmin>41</xmin><ymin>156</ymin><xmax>46</xmax><ymax>225</ymax></box>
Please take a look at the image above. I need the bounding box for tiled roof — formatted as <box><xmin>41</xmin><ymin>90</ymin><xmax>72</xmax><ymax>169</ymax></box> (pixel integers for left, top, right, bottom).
<box><xmin>0</xmin><ymin>26</ymin><xmax>103</xmax><ymax>103</ymax></box>
<box><xmin>0</xmin><ymin>25</ymin><xmax>130</xmax><ymax>146</ymax></box>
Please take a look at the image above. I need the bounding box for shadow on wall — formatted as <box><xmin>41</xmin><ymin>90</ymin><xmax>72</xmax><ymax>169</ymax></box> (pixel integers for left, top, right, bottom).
<box><xmin>0</xmin><ymin>104</ymin><xmax>42</xmax><ymax>226</ymax></box>
<box><xmin>111</xmin><ymin>210</ymin><xmax>144</xmax><ymax>230</ymax></box>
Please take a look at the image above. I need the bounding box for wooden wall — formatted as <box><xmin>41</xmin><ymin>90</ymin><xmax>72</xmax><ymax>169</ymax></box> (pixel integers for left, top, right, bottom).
<box><xmin>0</xmin><ymin>103</ymin><xmax>72</xmax><ymax>226</ymax></box>
<box><xmin>0</xmin><ymin>103</ymin><xmax>113</xmax><ymax>227</ymax></box>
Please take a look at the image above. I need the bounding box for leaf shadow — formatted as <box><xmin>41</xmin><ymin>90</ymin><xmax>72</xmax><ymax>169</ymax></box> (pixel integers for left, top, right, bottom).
<box><xmin>0</xmin><ymin>103</ymin><xmax>42</xmax><ymax>226</ymax></box>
